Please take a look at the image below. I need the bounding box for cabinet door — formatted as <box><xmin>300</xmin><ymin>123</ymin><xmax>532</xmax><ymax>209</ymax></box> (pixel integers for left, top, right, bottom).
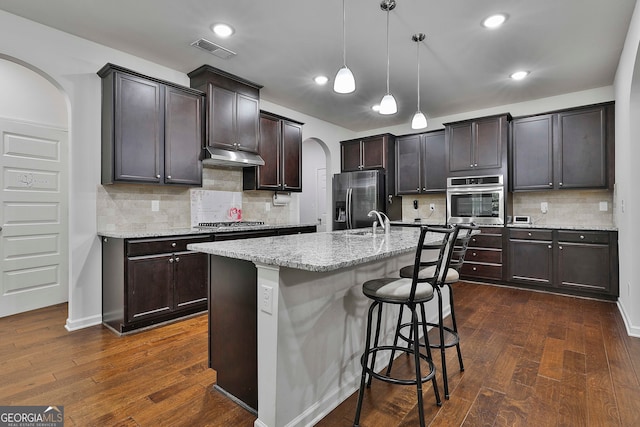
<box><xmin>422</xmin><ymin>131</ymin><xmax>446</xmax><ymax>192</ymax></box>
<box><xmin>256</xmin><ymin>114</ymin><xmax>280</xmax><ymax>190</ymax></box>
<box><xmin>209</xmin><ymin>84</ymin><xmax>236</xmax><ymax>150</ymax></box>
<box><xmin>173</xmin><ymin>251</ymin><xmax>208</xmax><ymax>310</ymax></box>
<box><xmin>395</xmin><ymin>134</ymin><xmax>421</xmax><ymax>194</ymax></box>
<box><xmin>341</xmin><ymin>140</ymin><xmax>362</xmax><ymax>172</ymax></box>
<box><xmin>508</xmin><ymin>239</ymin><xmax>553</xmax><ymax>286</ymax></box>
<box><xmin>557</xmin><ymin>242</ymin><xmax>611</xmax><ymax>293</ymax></box>
<box><xmin>361</xmin><ymin>136</ymin><xmax>386</xmax><ymax>169</ymax></box>
<box><xmin>448</xmin><ymin>122</ymin><xmax>473</xmax><ymax>172</ymax></box>
<box><xmin>236</xmin><ymin>93</ymin><xmax>260</xmax><ymax>153</ymax></box>
<box><xmin>126</xmin><ymin>254</ymin><xmax>173</xmax><ymax>322</ymax></box>
<box><xmin>556</xmin><ymin>106</ymin><xmax>607</xmax><ymax>189</ymax></box>
<box><xmin>281</xmin><ymin>120</ymin><xmax>302</xmax><ymax>191</ymax></box>
<box><xmin>164</xmin><ymin>87</ymin><xmax>203</xmax><ymax>185</ymax></box>
<box><xmin>474</xmin><ymin>117</ymin><xmax>502</xmax><ymax>170</ymax></box>
<box><xmin>114</xmin><ymin>72</ymin><xmax>163</xmax><ymax>183</ymax></box>
<box><xmin>511</xmin><ymin>115</ymin><xmax>554</xmax><ymax>190</ymax></box>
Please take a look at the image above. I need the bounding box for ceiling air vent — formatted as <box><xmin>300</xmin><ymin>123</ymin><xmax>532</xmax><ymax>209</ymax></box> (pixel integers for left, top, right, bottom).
<box><xmin>191</xmin><ymin>38</ymin><xmax>236</xmax><ymax>60</ymax></box>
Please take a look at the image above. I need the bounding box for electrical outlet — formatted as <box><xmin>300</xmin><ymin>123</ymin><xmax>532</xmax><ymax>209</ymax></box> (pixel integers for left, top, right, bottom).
<box><xmin>628</xmin><ymin>281</ymin><xmax>631</xmax><ymax>296</ymax></box>
<box><xmin>151</xmin><ymin>200</ymin><xmax>159</xmax><ymax>212</ymax></box>
<box><xmin>429</xmin><ymin>203</ymin><xmax>435</xmax><ymax>211</ymax></box>
<box><xmin>599</xmin><ymin>201</ymin><xmax>608</xmax><ymax>212</ymax></box>
<box><xmin>260</xmin><ymin>284</ymin><xmax>273</xmax><ymax>314</ymax></box>
<box><xmin>540</xmin><ymin>202</ymin><xmax>548</xmax><ymax>214</ymax></box>
<box><xmin>265</xmin><ymin>202</ymin><xmax>271</xmax><ymax>212</ymax></box>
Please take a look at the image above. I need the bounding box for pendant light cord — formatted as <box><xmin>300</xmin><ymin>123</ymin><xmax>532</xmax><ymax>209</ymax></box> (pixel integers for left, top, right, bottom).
<box><xmin>342</xmin><ymin>0</ymin><xmax>347</xmax><ymax>66</ymax></box>
<box><xmin>385</xmin><ymin>7</ymin><xmax>390</xmax><ymax>94</ymax></box>
<box><xmin>416</xmin><ymin>40</ymin><xmax>420</xmax><ymax>110</ymax></box>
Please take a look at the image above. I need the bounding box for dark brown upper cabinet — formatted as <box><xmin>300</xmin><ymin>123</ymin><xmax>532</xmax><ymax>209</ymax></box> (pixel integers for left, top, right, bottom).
<box><xmin>510</xmin><ymin>102</ymin><xmax>614</xmax><ymax>191</ymax></box>
<box><xmin>188</xmin><ymin>65</ymin><xmax>262</xmax><ymax>154</ymax></box>
<box><xmin>99</xmin><ymin>63</ymin><xmax>204</xmax><ymax>186</ymax></box>
<box><xmin>445</xmin><ymin>114</ymin><xmax>510</xmax><ymax>176</ymax></box>
<box><xmin>395</xmin><ymin>130</ymin><xmax>446</xmax><ymax>195</ymax></box>
<box><xmin>340</xmin><ymin>134</ymin><xmax>394</xmax><ymax>172</ymax></box>
<box><xmin>243</xmin><ymin>111</ymin><xmax>303</xmax><ymax>192</ymax></box>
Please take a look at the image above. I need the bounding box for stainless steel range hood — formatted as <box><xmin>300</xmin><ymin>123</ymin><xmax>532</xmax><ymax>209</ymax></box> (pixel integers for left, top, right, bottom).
<box><xmin>202</xmin><ymin>146</ymin><xmax>265</xmax><ymax>168</ymax></box>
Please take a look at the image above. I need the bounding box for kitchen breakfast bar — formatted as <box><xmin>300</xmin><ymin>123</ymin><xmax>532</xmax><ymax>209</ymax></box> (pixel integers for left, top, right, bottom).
<box><xmin>188</xmin><ymin>227</ymin><xmax>451</xmax><ymax>427</ymax></box>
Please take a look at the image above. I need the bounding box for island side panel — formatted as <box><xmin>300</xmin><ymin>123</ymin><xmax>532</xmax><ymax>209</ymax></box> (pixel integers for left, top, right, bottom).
<box><xmin>209</xmin><ymin>255</ymin><xmax>258</xmax><ymax>412</ymax></box>
<box><xmin>256</xmin><ymin>251</ymin><xmax>445</xmax><ymax>427</ymax></box>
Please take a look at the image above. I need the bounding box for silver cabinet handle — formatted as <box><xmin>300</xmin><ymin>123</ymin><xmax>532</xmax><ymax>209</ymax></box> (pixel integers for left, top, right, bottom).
<box><xmin>167</xmin><ymin>175</ymin><xmax>171</xmax><ymax>179</ymax></box>
<box><xmin>548</xmin><ymin>245</ymin><xmax>552</xmax><ymax>249</ymax></box>
<box><xmin>169</xmin><ymin>258</ymin><xmax>174</xmax><ymax>263</ymax></box>
<box><xmin>549</xmin><ymin>182</ymin><xmax>553</xmax><ymax>186</ymax></box>
<box><xmin>559</xmin><ymin>182</ymin><xmax>563</xmax><ymax>186</ymax></box>
<box><xmin>472</xmin><ymin>252</ymin><xmax>477</xmax><ymax>256</ymax></box>
<box><xmin>103</xmin><ymin>237</ymin><xmax>107</xmax><ymax>243</ymax></box>
<box><xmin>171</xmin><ymin>242</ymin><xmax>177</xmax><ymax>247</ymax></box>
<box><xmin>580</xmin><ymin>235</ymin><xmax>585</xmax><ymax>240</ymax></box>
<box><xmin>156</xmin><ymin>174</ymin><xmax>161</xmax><ymax>179</ymax></box>
<box><xmin>528</xmin><ymin>232</ymin><xmax>532</xmax><ymax>237</ymax></box>
<box><xmin>559</xmin><ymin>245</ymin><xmax>563</xmax><ymax>250</ymax></box>
<box><xmin>175</xmin><ymin>257</ymin><xmax>180</xmax><ymax>262</ymax></box>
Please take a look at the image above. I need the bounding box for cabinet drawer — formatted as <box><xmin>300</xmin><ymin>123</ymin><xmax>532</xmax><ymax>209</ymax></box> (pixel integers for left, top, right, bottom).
<box><xmin>127</xmin><ymin>235</ymin><xmax>213</xmax><ymax>256</ymax></box>
<box><xmin>509</xmin><ymin>229</ymin><xmax>553</xmax><ymax>241</ymax></box>
<box><xmin>215</xmin><ymin>230</ymin><xmax>277</xmax><ymax>241</ymax></box>
<box><xmin>469</xmin><ymin>234</ymin><xmax>502</xmax><ymax>249</ymax></box>
<box><xmin>465</xmin><ymin>248</ymin><xmax>502</xmax><ymax>264</ymax></box>
<box><xmin>461</xmin><ymin>263</ymin><xmax>502</xmax><ymax>280</ymax></box>
<box><xmin>557</xmin><ymin>231</ymin><xmax>609</xmax><ymax>244</ymax></box>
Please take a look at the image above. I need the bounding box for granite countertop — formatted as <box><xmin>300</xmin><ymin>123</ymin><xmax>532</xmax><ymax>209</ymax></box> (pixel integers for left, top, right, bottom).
<box><xmin>188</xmin><ymin>227</ymin><xmax>438</xmax><ymax>272</ymax></box>
<box><xmin>97</xmin><ymin>223</ymin><xmax>318</xmax><ymax>239</ymax></box>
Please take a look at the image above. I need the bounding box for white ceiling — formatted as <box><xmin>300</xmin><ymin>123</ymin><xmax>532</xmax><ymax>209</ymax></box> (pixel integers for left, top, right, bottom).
<box><xmin>0</xmin><ymin>0</ymin><xmax>635</xmax><ymax>132</ymax></box>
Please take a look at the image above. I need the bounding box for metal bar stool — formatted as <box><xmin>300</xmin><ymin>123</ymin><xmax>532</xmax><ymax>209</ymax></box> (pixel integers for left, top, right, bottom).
<box><xmin>392</xmin><ymin>223</ymin><xmax>478</xmax><ymax>399</ymax></box>
<box><xmin>353</xmin><ymin>226</ymin><xmax>454</xmax><ymax>427</ymax></box>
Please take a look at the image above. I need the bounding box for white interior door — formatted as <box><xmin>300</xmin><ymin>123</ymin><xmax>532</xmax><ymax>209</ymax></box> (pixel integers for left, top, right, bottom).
<box><xmin>0</xmin><ymin>118</ymin><xmax>68</xmax><ymax>317</ymax></box>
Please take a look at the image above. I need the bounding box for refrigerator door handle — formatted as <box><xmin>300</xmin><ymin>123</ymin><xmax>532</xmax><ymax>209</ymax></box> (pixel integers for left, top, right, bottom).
<box><xmin>346</xmin><ymin>187</ymin><xmax>352</xmax><ymax>229</ymax></box>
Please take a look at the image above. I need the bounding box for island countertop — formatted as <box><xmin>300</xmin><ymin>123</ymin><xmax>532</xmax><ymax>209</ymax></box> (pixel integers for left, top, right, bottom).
<box><xmin>188</xmin><ymin>227</ymin><xmax>429</xmax><ymax>272</ymax></box>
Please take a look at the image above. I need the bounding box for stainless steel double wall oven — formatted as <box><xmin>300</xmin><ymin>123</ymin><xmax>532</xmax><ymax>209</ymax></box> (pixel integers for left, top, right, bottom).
<box><xmin>446</xmin><ymin>174</ymin><xmax>505</xmax><ymax>225</ymax></box>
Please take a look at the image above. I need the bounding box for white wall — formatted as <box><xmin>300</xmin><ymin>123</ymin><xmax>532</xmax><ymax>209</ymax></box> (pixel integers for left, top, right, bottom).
<box><xmin>614</xmin><ymin>0</ymin><xmax>640</xmax><ymax>336</ymax></box>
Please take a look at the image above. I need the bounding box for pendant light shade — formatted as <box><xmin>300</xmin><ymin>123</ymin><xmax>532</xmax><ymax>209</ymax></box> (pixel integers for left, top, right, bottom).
<box><xmin>334</xmin><ymin>66</ymin><xmax>356</xmax><ymax>94</ymax></box>
<box><xmin>411</xmin><ymin>33</ymin><xmax>427</xmax><ymax>129</ymax></box>
<box><xmin>380</xmin><ymin>94</ymin><xmax>398</xmax><ymax>115</ymax></box>
<box><xmin>334</xmin><ymin>0</ymin><xmax>355</xmax><ymax>94</ymax></box>
<box><xmin>379</xmin><ymin>0</ymin><xmax>397</xmax><ymax>115</ymax></box>
<box><xmin>411</xmin><ymin>111</ymin><xmax>427</xmax><ymax>129</ymax></box>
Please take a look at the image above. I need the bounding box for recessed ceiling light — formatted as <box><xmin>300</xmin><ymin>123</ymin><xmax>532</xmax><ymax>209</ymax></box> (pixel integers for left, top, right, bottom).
<box><xmin>371</xmin><ymin>104</ymin><xmax>381</xmax><ymax>112</ymax></box>
<box><xmin>510</xmin><ymin>70</ymin><xmax>529</xmax><ymax>80</ymax></box>
<box><xmin>211</xmin><ymin>23</ymin><xmax>234</xmax><ymax>38</ymax></box>
<box><xmin>482</xmin><ymin>14</ymin><xmax>507</xmax><ymax>29</ymax></box>
<box><xmin>314</xmin><ymin>75</ymin><xmax>329</xmax><ymax>85</ymax></box>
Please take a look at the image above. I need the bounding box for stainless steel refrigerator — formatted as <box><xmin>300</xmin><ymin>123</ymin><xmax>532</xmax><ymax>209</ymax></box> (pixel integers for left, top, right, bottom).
<box><xmin>332</xmin><ymin>170</ymin><xmax>386</xmax><ymax>230</ymax></box>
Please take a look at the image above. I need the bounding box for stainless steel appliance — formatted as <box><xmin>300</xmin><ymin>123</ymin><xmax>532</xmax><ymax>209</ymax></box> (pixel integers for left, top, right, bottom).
<box><xmin>333</xmin><ymin>170</ymin><xmax>386</xmax><ymax>230</ymax></box>
<box><xmin>447</xmin><ymin>174</ymin><xmax>504</xmax><ymax>225</ymax></box>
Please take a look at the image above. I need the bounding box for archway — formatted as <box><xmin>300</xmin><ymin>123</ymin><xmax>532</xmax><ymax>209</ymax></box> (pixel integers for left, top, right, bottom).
<box><xmin>0</xmin><ymin>57</ymin><xmax>70</xmax><ymax>318</ymax></box>
<box><xmin>301</xmin><ymin>137</ymin><xmax>332</xmax><ymax>231</ymax></box>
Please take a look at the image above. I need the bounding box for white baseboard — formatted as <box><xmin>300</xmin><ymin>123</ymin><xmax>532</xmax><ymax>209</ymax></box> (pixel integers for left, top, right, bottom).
<box><xmin>617</xmin><ymin>301</ymin><xmax>640</xmax><ymax>338</ymax></box>
<box><xmin>65</xmin><ymin>314</ymin><xmax>102</xmax><ymax>331</ymax></box>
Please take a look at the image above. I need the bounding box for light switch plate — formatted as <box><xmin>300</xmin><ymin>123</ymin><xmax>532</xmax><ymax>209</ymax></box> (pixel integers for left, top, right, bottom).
<box><xmin>599</xmin><ymin>201</ymin><xmax>608</xmax><ymax>211</ymax></box>
<box><xmin>260</xmin><ymin>284</ymin><xmax>273</xmax><ymax>314</ymax></box>
<box><xmin>151</xmin><ymin>200</ymin><xmax>159</xmax><ymax>212</ymax></box>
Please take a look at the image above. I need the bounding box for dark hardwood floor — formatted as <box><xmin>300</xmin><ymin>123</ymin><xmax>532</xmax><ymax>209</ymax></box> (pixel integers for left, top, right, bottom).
<box><xmin>1</xmin><ymin>282</ymin><xmax>639</xmax><ymax>426</ymax></box>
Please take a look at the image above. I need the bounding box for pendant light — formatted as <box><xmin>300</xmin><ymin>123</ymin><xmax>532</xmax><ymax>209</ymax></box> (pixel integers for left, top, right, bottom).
<box><xmin>333</xmin><ymin>0</ymin><xmax>355</xmax><ymax>94</ymax></box>
<box><xmin>411</xmin><ymin>33</ymin><xmax>427</xmax><ymax>129</ymax></box>
<box><xmin>379</xmin><ymin>0</ymin><xmax>397</xmax><ymax>115</ymax></box>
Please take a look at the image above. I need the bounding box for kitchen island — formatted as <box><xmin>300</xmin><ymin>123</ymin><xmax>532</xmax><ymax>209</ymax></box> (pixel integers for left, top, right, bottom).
<box><xmin>188</xmin><ymin>227</ymin><xmax>451</xmax><ymax>427</ymax></box>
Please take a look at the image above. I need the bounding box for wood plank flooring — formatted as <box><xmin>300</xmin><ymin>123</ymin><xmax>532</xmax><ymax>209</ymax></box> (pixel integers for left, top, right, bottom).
<box><xmin>1</xmin><ymin>282</ymin><xmax>639</xmax><ymax>426</ymax></box>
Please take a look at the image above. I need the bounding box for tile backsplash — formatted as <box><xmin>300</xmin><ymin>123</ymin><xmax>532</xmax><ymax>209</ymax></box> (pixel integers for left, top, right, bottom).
<box><xmin>97</xmin><ymin>167</ymin><xmax>299</xmax><ymax>232</ymax></box>
<box><xmin>400</xmin><ymin>189</ymin><xmax>614</xmax><ymax>227</ymax></box>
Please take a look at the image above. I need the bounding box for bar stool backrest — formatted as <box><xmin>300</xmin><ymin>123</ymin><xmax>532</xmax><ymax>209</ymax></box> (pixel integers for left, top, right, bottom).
<box><xmin>408</xmin><ymin>226</ymin><xmax>455</xmax><ymax>301</ymax></box>
<box><xmin>447</xmin><ymin>223</ymin><xmax>480</xmax><ymax>274</ymax></box>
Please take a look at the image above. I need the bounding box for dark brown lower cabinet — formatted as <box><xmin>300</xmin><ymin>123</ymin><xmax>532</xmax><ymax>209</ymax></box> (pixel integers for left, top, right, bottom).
<box><xmin>102</xmin><ymin>234</ymin><xmax>212</xmax><ymax>334</ymax></box>
<box><xmin>460</xmin><ymin>227</ymin><xmax>504</xmax><ymax>281</ymax></box>
<box><xmin>506</xmin><ymin>228</ymin><xmax>618</xmax><ymax>299</ymax></box>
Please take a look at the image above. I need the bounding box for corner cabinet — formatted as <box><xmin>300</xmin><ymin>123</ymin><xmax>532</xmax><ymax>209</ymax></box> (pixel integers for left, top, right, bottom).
<box><xmin>506</xmin><ymin>228</ymin><xmax>618</xmax><ymax>300</ymax></box>
<box><xmin>510</xmin><ymin>102</ymin><xmax>614</xmax><ymax>191</ymax></box>
<box><xmin>445</xmin><ymin>114</ymin><xmax>510</xmax><ymax>176</ymax></box>
<box><xmin>98</xmin><ymin>63</ymin><xmax>204</xmax><ymax>186</ymax></box>
<box><xmin>243</xmin><ymin>111</ymin><xmax>303</xmax><ymax>192</ymax></box>
<box><xmin>188</xmin><ymin>65</ymin><xmax>262</xmax><ymax>154</ymax></box>
<box><xmin>102</xmin><ymin>234</ymin><xmax>213</xmax><ymax>334</ymax></box>
<box><xmin>395</xmin><ymin>130</ymin><xmax>446</xmax><ymax>195</ymax></box>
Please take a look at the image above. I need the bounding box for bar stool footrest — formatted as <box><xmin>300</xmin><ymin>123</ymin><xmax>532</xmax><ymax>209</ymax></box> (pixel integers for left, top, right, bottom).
<box><xmin>361</xmin><ymin>345</ymin><xmax>436</xmax><ymax>385</ymax></box>
<box><xmin>396</xmin><ymin>322</ymin><xmax>460</xmax><ymax>349</ymax></box>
